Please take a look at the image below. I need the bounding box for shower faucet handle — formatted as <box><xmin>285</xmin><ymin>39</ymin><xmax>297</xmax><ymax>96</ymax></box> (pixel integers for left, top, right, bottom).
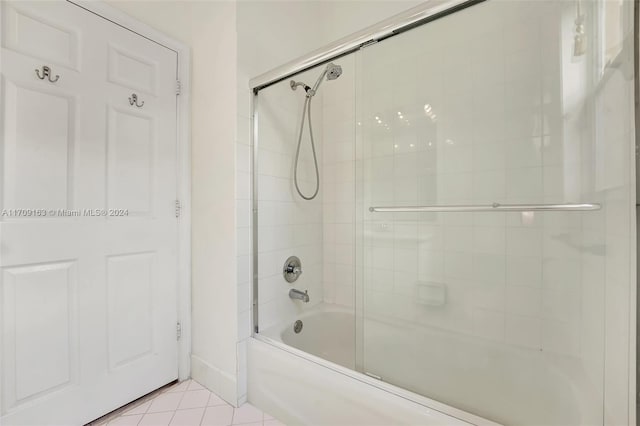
<box><xmin>283</xmin><ymin>256</ymin><xmax>302</xmax><ymax>283</ymax></box>
<box><xmin>286</xmin><ymin>264</ymin><xmax>301</xmax><ymax>274</ymax></box>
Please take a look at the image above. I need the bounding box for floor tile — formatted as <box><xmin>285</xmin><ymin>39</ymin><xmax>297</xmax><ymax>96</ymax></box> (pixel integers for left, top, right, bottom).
<box><xmin>232</xmin><ymin>403</ymin><xmax>262</xmax><ymax>425</ymax></box>
<box><xmin>103</xmin><ymin>380</ymin><xmax>289</xmax><ymax>426</ymax></box>
<box><xmin>139</xmin><ymin>411</ymin><xmax>174</xmax><ymax>426</ymax></box>
<box><xmin>107</xmin><ymin>414</ymin><xmax>143</xmax><ymax>425</ymax></box>
<box><xmin>147</xmin><ymin>392</ymin><xmax>184</xmax><ymax>413</ymax></box>
<box><xmin>169</xmin><ymin>408</ymin><xmax>205</xmax><ymax>426</ymax></box>
<box><xmin>186</xmin><ymin>381</ymin><xmax>205</xmax><ymax>391</ymax></box>
<box><xmin>167</xmin><ymin>381</ymin><xmax>191</xmax><ymax>393</ymax></box>
<box><xmin>201</xmin><ymin>405</ymin><xmax>234</xmax><ymax>426</ymax></box>
<box><xmin>207</xmin><ymin>393</ymin><xmax>227</xmax><ymax>407</ymax></box>
<box><xmin>178</xmin><ymin>390</ymin><xmax>211</xmax><ymax>410</ymax></box>
<box><xmin>125</xmin><ymin>400</ymin><xmax>151</xmax><ymax>416</ymax></box>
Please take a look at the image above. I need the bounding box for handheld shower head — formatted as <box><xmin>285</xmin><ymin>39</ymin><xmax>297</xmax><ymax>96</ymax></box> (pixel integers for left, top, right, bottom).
<box><xmin>291</xmin><ymin>62</ymin><xmax>343</xmax><ymax>98</ymax></box>
<box><xmin>310</xmin><ymin>62</ymin><xmax>342</xmax><ymax>94</ymax></box>
<box><xmin>326</xmin><ymin>63</ymin><xmax>342</xmax><ymax>80</ymax></box>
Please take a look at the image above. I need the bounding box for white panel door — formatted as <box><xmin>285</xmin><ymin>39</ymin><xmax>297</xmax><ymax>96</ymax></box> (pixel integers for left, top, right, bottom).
<box><xmin>0</xmin><ymin>2</ymin><xmax>179</xmax><ymax>424</ymax></box>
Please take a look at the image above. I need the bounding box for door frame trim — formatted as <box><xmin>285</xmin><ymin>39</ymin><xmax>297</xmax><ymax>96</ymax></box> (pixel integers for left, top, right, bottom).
<box><xmin>66</xmin><ymin>0</ymin><xmax>192</xmax><ymax>381</ymax></box>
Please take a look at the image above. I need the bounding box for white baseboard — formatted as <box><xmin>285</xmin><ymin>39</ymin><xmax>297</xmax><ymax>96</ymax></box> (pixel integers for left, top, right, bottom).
<box><xmin>191</xmin><ymin>354</ymin><xmax>238</xmax><ymax>406</ymax></box>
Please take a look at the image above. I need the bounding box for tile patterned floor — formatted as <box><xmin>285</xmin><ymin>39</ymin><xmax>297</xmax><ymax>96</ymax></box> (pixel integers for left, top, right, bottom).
<box><xmin>94</xmin><ymin>380</ymin><xmax>284</xmax><ymax>426</ymax></box>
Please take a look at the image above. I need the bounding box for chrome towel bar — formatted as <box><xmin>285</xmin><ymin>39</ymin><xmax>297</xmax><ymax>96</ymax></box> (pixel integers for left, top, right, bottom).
<box><xmin>368</xmin><ymin>203</ymin><xmax>601</xmax><ymax>213</ymax></box>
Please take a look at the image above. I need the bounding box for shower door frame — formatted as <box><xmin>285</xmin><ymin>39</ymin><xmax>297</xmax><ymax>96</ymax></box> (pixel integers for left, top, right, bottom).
<box><xmin>249</xmin><ymin>1</ymin><xmax>638</xmax><ymax>425</ymax></box>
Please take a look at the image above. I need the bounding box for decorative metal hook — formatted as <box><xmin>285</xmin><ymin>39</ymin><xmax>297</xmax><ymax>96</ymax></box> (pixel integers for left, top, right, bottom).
<box><xmin>35</xmin><ymin>65</ymin><xmax>60</xmax><ymax>83</ymax></box>
<box><xmin>128</xmin><ymin>93</ymin><xmax>144</xmax><ymax>108</ymax></box>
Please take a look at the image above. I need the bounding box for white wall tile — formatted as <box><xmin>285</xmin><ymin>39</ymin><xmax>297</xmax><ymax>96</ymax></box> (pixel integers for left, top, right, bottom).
<box><xmin>506</xmin><ymin>286</ymin><xmax>541</xmax><ymax>317</ymax></box>
<box><xmin>506</xmin><ymin>256</ymin><xmax>542</xmax><ymax>287</ymax></box>
<box><xmin>506</xmin><ymin>314</ymin><xmax>541</xmax><ymax>349</ymax></box>
<box><xmin>472</xmin><ymin>308</ymin><xmax>505</xmax><ymax>341</ymax></box>
<box><xmin>473</xmin><ymin>227</ymin><xmax>505</xmax><ymax>254</ymax></box>
<box><xmin>506</xmin><ymin>227</ymin><xmax>542</xmax><ymax>257</ymax></box>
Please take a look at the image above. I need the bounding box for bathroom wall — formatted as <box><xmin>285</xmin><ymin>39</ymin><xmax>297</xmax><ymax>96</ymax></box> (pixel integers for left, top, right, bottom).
<box><xmin>235</xmin><ymin>0</ymin><xmax>328</xmax><ymax>404</ymax></box>
<box><xmin>320</xmin><ymin>0</ymin><xmax>421</xmax><ymax>42</ymax></box>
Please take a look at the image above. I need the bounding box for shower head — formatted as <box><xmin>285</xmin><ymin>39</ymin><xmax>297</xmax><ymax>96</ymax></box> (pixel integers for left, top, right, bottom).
<box><xmin>309</xmin><ymin>62</ymin><xmax>342</xmax><ymax>95</ymax></box>
<box><xmin>291</xmin><ymin>63</ymin><xmax>343</xmax><ymax>97</ymax></box>
<box><xmin>326</xmin><ymin>63</ymin><xmax>342</xmax><ymax>80</ymax></box>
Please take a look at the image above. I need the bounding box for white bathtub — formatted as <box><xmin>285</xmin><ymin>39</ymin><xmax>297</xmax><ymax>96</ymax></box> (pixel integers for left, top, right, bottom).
<box><xmin>250</xmin><ymin>303</ymin><xmax>599</xmax><ymax>425</ymax></box>
<box><xmin>265</xmin><ymin>306</ymin><xmax>356</xmax><ymax>370</ymax></box>
<box><xmin>250</xmin><ymin>304</ymin><xmax>495</xmax><ymax>426</ymax></box>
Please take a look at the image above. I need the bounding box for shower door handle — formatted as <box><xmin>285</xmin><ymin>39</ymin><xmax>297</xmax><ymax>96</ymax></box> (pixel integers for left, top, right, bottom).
<box><xmin>369</xmin><ymin>202</ymin><xmax>602</xmax><ymax>213</ymax></box>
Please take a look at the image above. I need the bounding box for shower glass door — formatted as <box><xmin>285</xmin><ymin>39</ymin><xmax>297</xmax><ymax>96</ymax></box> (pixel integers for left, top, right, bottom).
<box><xmin>356</xmin><ymin>0</ymin><xmax>635</xmax><ymax>424</ymax></box>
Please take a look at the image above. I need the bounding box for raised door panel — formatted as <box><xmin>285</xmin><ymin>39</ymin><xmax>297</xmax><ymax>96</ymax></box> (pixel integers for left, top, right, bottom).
<box><xmin>107</xmin><ymin>107</ymin><xmax>155</xmax><ymax>216</ymax></box>
<box><xmin>1</xmin><ymin>261</ymin><xmax>78</xmax><ymax>411</ymax></box>
<box><xmin>1</xmin><ymin>2</ymin><xmax>80</xmax><ymax>70</ymax></box>
<box><xmin>2</xmin><ymin>79</ymin><xmax>74</xmax><ymax>212</ymax></box>
<box><xmin>108</xmin><ymin>45</ymin><xmax>158</xmax><ymax>95</ymax></box>
<box><xmin>104</xmin><ymin>27</ymin><xmax>177</xmax><ymax>224</ymax></box>
<box><xmin>106</xmin><ymin>252</ymin><xmax>155</xmax><ymax>370</ymax></box>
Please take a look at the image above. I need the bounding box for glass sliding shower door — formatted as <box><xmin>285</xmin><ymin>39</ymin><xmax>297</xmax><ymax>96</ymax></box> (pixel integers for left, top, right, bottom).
<box><xmin>355</xmin><ymin>0</ymin><xmax>634</xmax><ymax>425</ymax></box>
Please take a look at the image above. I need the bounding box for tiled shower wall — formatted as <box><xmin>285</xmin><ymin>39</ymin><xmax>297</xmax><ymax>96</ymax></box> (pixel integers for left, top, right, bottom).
<box><xmin>253</xmin><ymin>77</ymin><xmax>325</xmax><ymax>330</ymax></box>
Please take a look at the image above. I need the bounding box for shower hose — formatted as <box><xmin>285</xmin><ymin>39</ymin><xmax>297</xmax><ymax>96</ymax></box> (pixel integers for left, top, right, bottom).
<box><xmin>293</xmin><ymin>95</ymin><xmax>320</xmax><ymax>200</ymax></box>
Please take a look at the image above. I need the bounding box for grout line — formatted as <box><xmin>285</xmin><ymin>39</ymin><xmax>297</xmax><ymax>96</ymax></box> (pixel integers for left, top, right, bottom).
<box><xmin>167</xmin><ymin>407</ymin><xmax>178</xmax><ymax>426</ymax></box>
<box><xmin>173</xmin><ymin>387</ymin><xmax>190</xmax><ymax>413</ymax></box>
<box><xmin>230</xmin><ymin>405</ymin><xmax>238</xmax><ymax>425</ymax></box>
<box><xmin>141</xmin><ymin>407</ymin><xmax>211</xmax><ymax>415</ymax></box>
<box><xmin>87</xmin><ymin>381</ymin><xmax>179</xmax><ymax>425</ymax></box>
<box><xmin>195</xmin><ymin>406</ymin><xmax>206</xmax><ymax>426</ymax></box>
<box><xmin>138</xmin><ymin>398</ymin><xmax>151</xmax><ymax>416</ymax></box>
<box><xmin>105</xmin><ymin>381</ymin><xmax>266</xmax><ymax>426</ymax></box>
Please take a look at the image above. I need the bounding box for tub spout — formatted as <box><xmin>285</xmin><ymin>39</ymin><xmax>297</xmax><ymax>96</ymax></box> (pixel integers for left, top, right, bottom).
<box><xmin>289</xmin><ymin>288</ymin><xmax>309</xmax><ymax>303</ymax></box>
